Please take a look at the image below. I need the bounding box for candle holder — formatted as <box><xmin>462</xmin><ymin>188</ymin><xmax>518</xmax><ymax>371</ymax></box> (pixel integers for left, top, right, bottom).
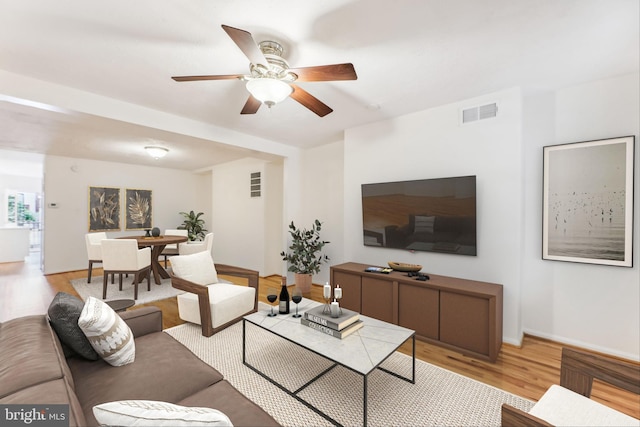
<box><xmin>334</xmin><ymin>285</ymin><xmax>343</xmax><ymax>316</ymax></box>
<box><xmin>322</xmin><ymin>282</ymin><xmax>332</xmax><ymax>315</ymax></box>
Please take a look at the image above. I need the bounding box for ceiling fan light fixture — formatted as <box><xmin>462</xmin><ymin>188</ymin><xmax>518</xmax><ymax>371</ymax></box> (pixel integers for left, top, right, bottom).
<box><xmin>246</xmin><ymin>78</ymin><xmax>292</xmax><ymax>108</ymax></box>
<box><xmin>145</xmin><ymin>146</ymin><xmax>169</xmax><ymax>159</ymax></box>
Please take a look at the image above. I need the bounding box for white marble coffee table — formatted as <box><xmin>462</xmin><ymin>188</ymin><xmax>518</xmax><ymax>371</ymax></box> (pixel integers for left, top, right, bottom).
<box><xmin>243</xmin><ymin>299</ymin><xmax>415</xmax><ymax>426</ymax></box>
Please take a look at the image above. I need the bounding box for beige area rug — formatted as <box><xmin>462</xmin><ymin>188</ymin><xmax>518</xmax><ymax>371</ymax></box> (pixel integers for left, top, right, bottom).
<box><xmin>70</xmin><ymin>275</ymin><xmax>183</xmax><ymax>304</ymax></box>
<box><xmin>165</xmin><ymin>304</ymin><xmax>533</xmax><ymax>427</ymax></box>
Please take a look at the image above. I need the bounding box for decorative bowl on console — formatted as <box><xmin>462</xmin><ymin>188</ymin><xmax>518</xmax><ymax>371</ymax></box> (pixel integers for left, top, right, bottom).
<box><xmin>388</xmin><ymin>261</ymin><xmax>422</xmax><ymax>272</ymax></box>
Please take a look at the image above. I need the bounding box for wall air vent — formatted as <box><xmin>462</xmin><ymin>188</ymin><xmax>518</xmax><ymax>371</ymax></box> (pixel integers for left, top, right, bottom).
<box><xmin>250</xmin><ymin>172</ymin><xmax>261</xmax><ymax>198</ymax></box>
<box><xmin>461</xmin><ymin>102</ymin><xmax>498</xmax><ymax>124</ymax></box>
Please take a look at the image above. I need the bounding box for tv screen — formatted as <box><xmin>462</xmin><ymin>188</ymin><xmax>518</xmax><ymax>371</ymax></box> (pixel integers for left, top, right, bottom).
<box><xmin>361</xmin><ymin>175</ymin><xmax>477</xmax><ymax>255</ymax></box>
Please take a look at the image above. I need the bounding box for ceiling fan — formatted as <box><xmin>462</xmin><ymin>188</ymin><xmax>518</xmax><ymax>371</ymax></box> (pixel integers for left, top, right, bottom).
<box><xmin>171</xmin><ymin>25</ymin><xmax>357</xmax><ymax>117</ymax></box>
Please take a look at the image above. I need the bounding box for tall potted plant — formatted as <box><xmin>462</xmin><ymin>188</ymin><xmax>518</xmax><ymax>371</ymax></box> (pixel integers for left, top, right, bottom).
<box><xmin>178</xmin><ymin>210</ymin><xmax>207</xmax><ymax>241</ymax></box>
<box><xmin>280</xmin><ymin>219</ymin><xmax>329</xmax><ymax>293</ymax></box>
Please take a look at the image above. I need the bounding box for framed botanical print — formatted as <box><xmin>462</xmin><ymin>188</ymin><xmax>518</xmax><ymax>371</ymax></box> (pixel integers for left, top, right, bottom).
<box><xmin>88</xmin><ymin>186</ymin><xmax>120</xmax><ymax>231</ymax></box>
<box><xmin>125</xmin><ymin>188</ymin><xmax>152</xmax><ymax>230</ymax></box>
<box><xmin>542</xmin><ymin>136</ymin><xmax>635</xmax><ymax>267</ymax></box>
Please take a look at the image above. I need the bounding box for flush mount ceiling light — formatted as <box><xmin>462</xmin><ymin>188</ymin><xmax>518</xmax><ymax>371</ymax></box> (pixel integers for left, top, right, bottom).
<box><xmin>245</xmin><ymin>78</ymin><xmax>293</xmax><ymax>108</ymax></box>
<box><xmin>145</xmin><ymin>146</ymin><xmax>169</xmax><ymax>159</ymax></box>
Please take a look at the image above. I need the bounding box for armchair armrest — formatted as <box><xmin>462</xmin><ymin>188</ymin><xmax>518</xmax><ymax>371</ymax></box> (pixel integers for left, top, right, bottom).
<box><xmin>560</xmin><ymin>347</ymin><xmax>640</xmax><ymax>397</ymax></box>
<box><xmin>216</xmin><ymin>263</ymin><xmax>258</xmax><ymax>284</ymax></box>
<box><xmin>119</xmin><ymin>306</ymin><xmax>163</xmax><ymax>337</ymax></box>
<box><xmin>502</xmin><ymin>348</ymin><xmax>640</xmax><ymax>426</ymax></box>
<box><xmin>501</xmin><ymin>404</ymin><xmax>553</xmax><ymax>427</ymax></box>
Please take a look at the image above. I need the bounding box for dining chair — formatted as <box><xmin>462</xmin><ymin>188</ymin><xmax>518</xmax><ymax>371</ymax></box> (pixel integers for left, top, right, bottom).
<box><xmin>178</xmin><ymin>232</ymin><xmax>214</xmax><ymax>256</ymax></box>
<box><xmin>101</xmin><ymin>239</ymin><xmax>151</xmax><ymax>300</ymax></box>
<box><xmin>161</xmin><ymin>229</ymin><xmax>188</xmax><ymax>268</ymax></box>
<box><xmin>85</xmin><ymin>232</ymin><xmax>107</xmax><ymax>283</ymax></box>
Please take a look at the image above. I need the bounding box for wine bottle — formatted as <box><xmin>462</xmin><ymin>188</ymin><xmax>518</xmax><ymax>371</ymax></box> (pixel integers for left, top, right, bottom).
<box><xmin>279</xmin><ymin>276</ymin><xmax>290</xmax><ymax>314</ymax></box>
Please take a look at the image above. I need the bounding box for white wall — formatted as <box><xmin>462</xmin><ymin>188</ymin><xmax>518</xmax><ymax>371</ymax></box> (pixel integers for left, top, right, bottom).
<box><xmin>521</xmin><ymin>73</ymin><xmax>639</xmax><ymax>360</ymax></box>
<box><xmin>299</xmin><ymin>75</ymin><xmax>639</xmax><ymax>359</ymax></box>
<box><xmin>43</xmin><ymin>155</ymin><xmax>211</xmax><ymax>274</ymax></box>
<box><xmin>334</xmin><ymin>87</ymin><xmax>524</xmax><ymax>345</ymax></box>
<box><xmin>210</xmin><ymin>158</ymin><xmax>283</xmax><ymax>275</ymax></box>
<box><xmin>295</xmin><ymin>141</ymin><xmax>345</xmax><ymax>285</ymax></box>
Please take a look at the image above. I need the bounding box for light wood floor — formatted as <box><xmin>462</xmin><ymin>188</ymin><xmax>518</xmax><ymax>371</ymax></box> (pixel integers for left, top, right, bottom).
<box><xmin>1</xmin><ymin>254</ymin><xmax>638</xmax><ymax>419</ymax></box>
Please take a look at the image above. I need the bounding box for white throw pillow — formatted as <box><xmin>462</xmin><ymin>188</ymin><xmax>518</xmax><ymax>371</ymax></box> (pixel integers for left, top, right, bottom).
<box><xmin>171</xmin><ymin>251</ymin><xmax>219</xmax><ymax>285</ymax></box>
<box><xmin>78</xmin><ymin>296</ymin><xmax>135</xmax><ymax>367</ymax></box>
<box><xmin>93</xmin><ymin>400</ymin><xmax>233</xmax><ymax>427</ymax></box>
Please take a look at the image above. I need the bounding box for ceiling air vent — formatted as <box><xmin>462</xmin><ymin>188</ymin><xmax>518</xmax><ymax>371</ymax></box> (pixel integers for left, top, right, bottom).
<box><xmin>462</xmin><ymin>102</ymin><xmax>498</xmax><ymax>124</ymax></box>
<box><xmin>250</xmin><ymin>172</ymin><xmax>261</xmax><ymax>198</ymax></box>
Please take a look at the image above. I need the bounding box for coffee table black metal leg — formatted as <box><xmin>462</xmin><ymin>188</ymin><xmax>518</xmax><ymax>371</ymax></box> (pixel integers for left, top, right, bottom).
<box><xmin>363</xmin><ymin>375</ymin><xmax>368</xmax><ymax>426</ymax></box>
<box><xmin>412</xmin><ymin>334</ymin><xmax>416</xmax><ymax>383</ymax></box>
<box><xmin>242</xmin><ymin>319</ymin><xmax>246</xmax><ymax>365</ymax></box>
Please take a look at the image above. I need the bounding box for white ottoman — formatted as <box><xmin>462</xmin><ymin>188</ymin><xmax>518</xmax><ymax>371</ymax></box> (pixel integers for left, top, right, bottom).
<box><xmin>177</xmin><ymin>282</ymin><xmax>256</xmax><ymax>329</ymax></box>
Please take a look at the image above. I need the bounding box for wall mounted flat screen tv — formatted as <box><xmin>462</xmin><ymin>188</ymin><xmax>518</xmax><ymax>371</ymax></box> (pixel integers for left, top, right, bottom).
<box><xmin>361</xmin><ymin>175</ymin><xmax>477</xmax><ymax>255</ymax></box>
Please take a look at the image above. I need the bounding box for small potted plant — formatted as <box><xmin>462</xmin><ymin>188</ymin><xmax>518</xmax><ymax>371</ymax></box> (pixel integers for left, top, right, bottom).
<box><xmin>281</xmin><ymin>219</ymin><xmax>330</xmax><ymax>293</ymax></box>
<box><xmin>178</xmin><ymin>210</ymin><xmax>207</xmax><ymax>241</ymax></box>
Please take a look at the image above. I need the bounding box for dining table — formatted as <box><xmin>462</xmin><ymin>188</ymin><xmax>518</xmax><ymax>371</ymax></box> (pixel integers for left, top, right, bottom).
<box><xmin>119</xmin><ymin>235</ymin><xmax>188</xmax><ymax>285</ymax></box>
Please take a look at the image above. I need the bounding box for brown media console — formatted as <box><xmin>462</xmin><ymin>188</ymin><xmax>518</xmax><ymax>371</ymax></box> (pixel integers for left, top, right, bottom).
<box><xmin>330</xmin><ymin>262</ymin><xmax>503</xmax><ymax>362</ymax></box>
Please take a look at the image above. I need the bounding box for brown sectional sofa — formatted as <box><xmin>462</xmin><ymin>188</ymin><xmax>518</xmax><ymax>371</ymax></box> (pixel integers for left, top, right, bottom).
<box><xmin>0</xmin><ymin>306</ymin><xmax>280</xmax><ymax>427</ymax></box>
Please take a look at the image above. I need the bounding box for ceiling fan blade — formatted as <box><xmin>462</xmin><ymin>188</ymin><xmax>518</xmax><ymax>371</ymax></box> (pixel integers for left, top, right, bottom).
<box><xmin>172</xmin><ymin>74</ymin><xmax>242</xmax><ymax>82</ymax></box>
<box><xmin>240</xmin><ymin>95</ymin><xmax>261</xmax><ymax>114</ymax></box>
<box><xmin>221</xmin><ymin>25</ymin><xmax>268</xmax><ymax>66</ymax></box>
<box><xmin>288</xmin><ymin>63</ymin><xmax>357</xmax><ymax>82</ymax></box>
<box><xmin>290</xmin><ymin>84</ymin><xmax>333</xmax><ymax>117</ymax></box>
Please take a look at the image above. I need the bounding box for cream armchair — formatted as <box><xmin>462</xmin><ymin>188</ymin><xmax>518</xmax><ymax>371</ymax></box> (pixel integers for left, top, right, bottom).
<box><xmin>178</xmin><ymin>232</ymin><xmax>214</xmax><ymax>256</ymax></box>
<box><xmin>101</xmin><ymin>239</ymin><xmax>151</xmax><ymax>300</ymax></box>
<box><xmin>85</xmin><ymin>232</ymin><xmax>107</xmax><ymax>283</ymax></box>
<box><xmin>502</xmin><ymin>347</ymin><xmax>639</xmax><ymax>426</ymax></box>
<box><xmin>170</xmin><ymin>251</ymin><xmax>258</xmax><ymax>337</ymax></box>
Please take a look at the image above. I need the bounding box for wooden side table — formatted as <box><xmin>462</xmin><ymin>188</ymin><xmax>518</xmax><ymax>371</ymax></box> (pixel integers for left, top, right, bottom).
<box><xmin>106</xmin><ymin>299</ymin><xmax>135</xmax><ymax>313</ymax></box>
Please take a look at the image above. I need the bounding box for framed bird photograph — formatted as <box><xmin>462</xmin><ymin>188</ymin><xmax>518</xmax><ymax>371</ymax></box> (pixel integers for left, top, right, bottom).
<box><xmin>542</xmin><ymin>136</ymin><xmax>635</xmax><ymax>267</ymax></box>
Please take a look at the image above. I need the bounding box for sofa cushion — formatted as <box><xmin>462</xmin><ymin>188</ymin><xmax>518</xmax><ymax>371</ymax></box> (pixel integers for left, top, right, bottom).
<box><xmin>68</xmin><ymin>331</ymin><xmax>224</xmax><ymax>426</ymax></box>
<box><xmin>0</xmin><ymin>378</ymin><xmax>87</xmax><ymax>427</ymax></box>
<box><xmin>93</xmin><ymin>400</ymin><xmax>232</xmax><ymax>426</ymax></box>
<box><xmin>47</xmin><ymin>292</ymin><xmax>99</xmax><ymax>361</ymax></box>
<box><xmin>171</xmin><ymin>251</ymin><xmax>219</xmax><ymax>285</ymax></box>
<box><xmin>78</xmin><ymin>297</ymin><xmax>135</xmax><ymax>367</ymax></box>
<box><xmin>529</xmin><ymin>384</ymin><xmax>639</xmax><ymax>426</ymax></box>
<box><xmin>0</xmin><ymin>315</ymin><xmax>66</xmax><ymax>398</ymax></box>
<box><xmin>178</xmin><ymin>380</ymin><xmax>281</xmax><ymax>427</ymax></box>
<box><xmin>177</xmin><ymin>283</ymin><xmax>255</xmax><ymax>328</ymax></box>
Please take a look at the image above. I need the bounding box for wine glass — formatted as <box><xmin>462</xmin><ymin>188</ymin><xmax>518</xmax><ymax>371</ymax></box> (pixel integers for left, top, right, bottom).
<box><xmin>266</xmin><ymin>288</ymin><xmax>278</xmax><ymax>317</ymax></box>
<box><xmin>291</xmin><ymin>288</ymin><xmax>303</xmax><ymax>318</ymax></box>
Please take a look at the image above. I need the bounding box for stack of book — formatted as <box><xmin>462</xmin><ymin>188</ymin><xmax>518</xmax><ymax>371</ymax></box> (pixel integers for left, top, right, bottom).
<box><xmin>301</xmin><ymin>305</ymin><xmax>363</xmax><ymax>339</ymax></box>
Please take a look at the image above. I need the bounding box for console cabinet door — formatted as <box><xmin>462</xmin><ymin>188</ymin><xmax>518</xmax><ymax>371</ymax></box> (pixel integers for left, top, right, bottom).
<box><xmin>398</xmin><ymin>284</ymin><xmax>439</xmax><ymax>340</ymax></box>
<box><xmin>439</xmin><ymin>291</ymin><xmax>490</xmax><ymax>356</ymax></box>
<box><xmin>333</xmin><ymin>271</ymin><xmax>361</xmax><ymax>312</ymax></box>
<box><xmin>361</xmin><ymin>276</ymin><xmax>393</xmax><ymax>323</ymax></box>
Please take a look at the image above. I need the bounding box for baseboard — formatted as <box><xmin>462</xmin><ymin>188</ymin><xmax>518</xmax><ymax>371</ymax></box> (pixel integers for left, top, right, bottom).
<box><xmin>522</xmin><ymin>328</ymin><xmax>639</xmax><ymax>362</ymax></box>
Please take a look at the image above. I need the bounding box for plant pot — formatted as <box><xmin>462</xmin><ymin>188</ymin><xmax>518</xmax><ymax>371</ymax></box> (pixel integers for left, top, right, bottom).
<box><xmin>295</xmin><ymin>273</ymin><xmax>313</xmax><ymax>295</ymax></box>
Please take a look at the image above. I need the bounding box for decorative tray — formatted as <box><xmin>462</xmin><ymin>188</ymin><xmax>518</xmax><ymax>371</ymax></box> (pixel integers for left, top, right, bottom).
<box><xmin>388</xmin><ymin>262</ymin><xmax>422</xmax><ymax>272</ymax></box>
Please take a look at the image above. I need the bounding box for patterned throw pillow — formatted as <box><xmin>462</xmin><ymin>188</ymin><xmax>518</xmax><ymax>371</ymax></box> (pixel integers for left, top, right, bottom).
<box><xmin>93</xmin><ymin>400</ymin><xmax>233</xmax><ymax>426</ymax></box>
<box><xmin>78</xmin><ymin>296</ymin><xmax>135</xmax><ymax>367</ymax></box>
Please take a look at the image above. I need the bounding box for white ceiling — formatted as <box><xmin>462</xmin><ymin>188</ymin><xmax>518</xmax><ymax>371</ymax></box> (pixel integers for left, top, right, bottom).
<box><xmin>0</xmin><ymin>0</ymin><xmax>638</xmax><ymax>171</ymax></box>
